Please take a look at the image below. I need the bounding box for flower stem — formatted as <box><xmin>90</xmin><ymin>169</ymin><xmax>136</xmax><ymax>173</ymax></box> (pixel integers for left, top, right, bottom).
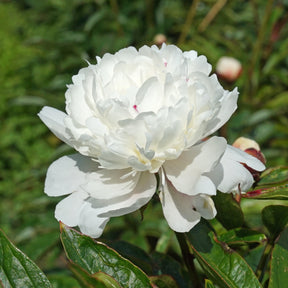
<box><xmin>177</xmin><ymin>0</ymin><xmax>200</xmax><ymax>45</ymax></box>
<box><xmin>244</xmin><ymin>0</ymin><xmax>274</xmax><ymax>103</ymax></box>
<box><xmin>198</xmin><ymin>0</ymin><xmax>227</xmax><ymax>32</ymax></box>
<box><xmin>176</xmin><ymin>232</ymin><xmax>200</xmax><ymax>286</ymax></box>
<box><xmin>255</xmin><ymin>241</ymin><xmax>273</xmax><ymax>282</ymax></box>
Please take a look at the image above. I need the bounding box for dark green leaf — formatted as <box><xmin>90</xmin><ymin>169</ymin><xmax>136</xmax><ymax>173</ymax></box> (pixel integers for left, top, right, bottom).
<box><xmin>212</xmin><ymin>192</ymin><xmax>244</xmax><ymax>229</ymax></box>
<box><xmin>186</xmin><ymin>220</ymin><xmax>262</xmax><ymax>288</ymax></box>
<box><xmin>245</xmin><ymin>245</ymin><xmax>266</xmax><ymax>273</ymax></box>
<box><xmin>262</xmin><ymin>205</ymin><xmax>288</xmax><ymax>240</ymax></box>
<box><xmin>150</xmin><ymin>252</ymin><xmax>191</xmax><ymax>288</ymax></box>
<box><xmin>69</xmin><ymin>262</ymin><xmax>121</xmax><ymax>288</ymax></box>
<box><xmin>268</xmin><ymin>227</ymin><xmax>288</xmax><ymax>288</ymax></box>
<box><xmin>0</xmin><ymin>229</ymin><xmax>52</xmax><ymax>288</ymax></box>
<box><xmin>149</xmin><ymin>275</ymin><xmax>179</xmax><ymax>288</ymax></box>
<box><xmin>218</xmin><ymin>228</ymin><xmax>267</xmax><ymax>245</ymax></box>
<box><xmin>244</xmin><ymin>184</ymin><xmax>288</xmax><ymax>200</ymax></box>
<box><xmin>60</xmin><ymin>224</ymin><xmax>152</xmax><ymax>288</ymax></box>
<box><xmin>108</xmin><ymin>240</ymin><xmax>153</xmax><ymax>275</ymax></box>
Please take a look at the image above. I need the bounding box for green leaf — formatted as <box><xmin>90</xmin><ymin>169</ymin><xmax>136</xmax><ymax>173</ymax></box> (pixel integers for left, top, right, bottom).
<box><xmin>69</xmin><ymin>262</ymin><xmax>122</xmax><ymax>288</ymax></box>
<box><xmin>218</xmin><ymin>228</ymin><xmax>267</xmax><ymax>245</ymax></box>
<box><xmin>266</xmin><ymin>92</ymin><xmax>288</xmax><ymax>109</ymax></box>
<box><xmin>108</xmin><ymin>240</ymin><xmax>153</xmax><ymax>275</ymax></box>
<box><xmin>0</xmin><ymin>229</ymin><xmax>52</xmax><ymax>288</ymax></box>
<box><xmin>205</xmin><ymin>279</ymin><xmax>216</xmax><ymax>288</ymax></box>
<box><xmin>257</xmin><ymin>167</ymin><xmax>288</xmax><ymax>187</ymax></box>
<box><xmin>149</xmin><ymin>275</ymin><xmax>179</xmax><ymax>288</ymax></box>
<box><xmin>243</xmin><ymin>184</ymin><xmax>288</xmax><ymax>200</ymax></box>
<box><xmin>244</xmin><ymin>245</ymin><xmax>266</xmax><ymax>273</ymax></box>
<box><xmin>268</xmin><ymin>227</ymin><xmax>288</xmax><ymax>288</ymax></box>
<box><xmin>262</xmin><ymin>205</ymin><xmax>288</xmax><ymax>240</ymax></box>
<box><xmin>186</xmin><ymin>220</ymin><xmax>262</xmax><ymax>288</ymax></box>
<box><xmin>212</xmin><ymin>192</ymin><xmax>244</xmax><ymax>229</ymax></box>
<box><xmin>60</xmin><ymin>224</ymin><xmax>153</xmax><ymax>288</ymax></box>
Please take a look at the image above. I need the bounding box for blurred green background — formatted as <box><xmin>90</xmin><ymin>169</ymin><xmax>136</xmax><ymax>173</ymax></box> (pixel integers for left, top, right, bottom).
<box><xmin>1</xmin><ymin>0</ymin><xmax>288</xmax><ymax>286</ymax></box>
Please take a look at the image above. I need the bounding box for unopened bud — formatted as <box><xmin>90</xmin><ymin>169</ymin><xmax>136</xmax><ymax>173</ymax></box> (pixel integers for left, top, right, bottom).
<box><xmin>153</xmin><ymin>34</ymin><xmax>167</xmax><ymax>46</ymax></box>
<box><xmin>216</xmin><ymin>56</ymin><xmax>242</xmax><ymax>82</ymax></box>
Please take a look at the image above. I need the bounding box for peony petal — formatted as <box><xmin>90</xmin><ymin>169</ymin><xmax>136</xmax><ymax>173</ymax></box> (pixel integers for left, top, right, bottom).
<box><xmin>55</xmin><ymin>190</ymin><xmax>88</xmax><ymax>226</ymax></box>
<box><xmin>224</xmin><ymin>145</ymin><xmax>266</xmax><ymax>171</ymax></box>
<box><xmin>78</xmin><ymin>202</ymin><xmax>110</xmax><ymax>238</ymax></box>
<box><xmin>38</xmin><ymin>106</ymin><xmax>71</xmax><ymax>145</ymax></box>
<box><xmin>96</xmin><ymin>171</ymin><xmax>156</xmax><ymax>217</ymax></box>
<box><xmin>164</xmin><ymin>136</ymin><xmax>226</xmax><ymax>195</ymax></box>
<box><xmin>159</xmin><ymin>175</ymin><xmax>215</xmax><ymax>232</ymax></box>
<box><xmin>193</xmin><ymin>176</ymin><xmax>217</xmax><ymax>196</ymax></box>
<box><xmin>45</xmin><ymin>154</ymin><xmax>98</xmax><ymax>196</ymax></box>
<box><xmin>83</xmin><ymin>169</ymin><xmax>140</xmax><ymax>200</ymax></box>
<box><xmin>204</xmin><ymin>87</ymin><xmax>238</xmax><ymax>137</ymax></box>
<box><xmin>65</xmin><ymin>68</ymin><xmax>94</xmax><ymax>126</ymax></box>
<box><xmin>207</xmin><ymin>145</ymin><xmax>265</xmax><ymax>193</ymax></box>
<box><xmin>191</xmin><ymin>194</ymin><xmax>216</xmax><ymax>219</ymax></box>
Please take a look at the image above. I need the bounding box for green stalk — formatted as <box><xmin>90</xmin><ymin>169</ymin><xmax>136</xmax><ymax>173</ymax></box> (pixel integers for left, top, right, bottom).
<box><xmin>177</xmin><ymin>0</ymin><xmax>200</xmax><ymax>45</ymax></box>
<box><xmin>176</xmin><ymin>232</ymin><xmax>201</xmax><ymax>286</ymax></box>
<box><xmin>244</xmin><ymin>0</ymin><xmax>274</xmax><ymax>103</ymax></box>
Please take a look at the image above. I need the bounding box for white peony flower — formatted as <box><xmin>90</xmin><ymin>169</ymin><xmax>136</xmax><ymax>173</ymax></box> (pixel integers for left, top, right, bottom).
<box><xmin>39</xmin><ymin>44</ymin><xmax>265</xmax><ymax>237</ymax></box>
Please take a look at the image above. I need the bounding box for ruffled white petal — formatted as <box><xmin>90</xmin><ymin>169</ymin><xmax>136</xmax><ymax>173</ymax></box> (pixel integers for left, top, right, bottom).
<box><xmin>44</xmin><ymin>154</ymin><xmax>97</xmax><ymax>197</ymax></box>
<box><xmin>38</xmin><ymin>106</ymin><xmax>71</xmax><ymax>145</ymax></box>
<box><xmin>164</xmin><ymin>136</ymin><xmax>226</xmax><ymax>195</ymax></box>
<box><xmin>159</xmin><ymin>176</ymin><xmax>216</xmax><ymax>232</ymax></box>
<box><xmin>203</xmin><ymin>87</ymin><xmax>239</xmax><ymax>137</ymax></box>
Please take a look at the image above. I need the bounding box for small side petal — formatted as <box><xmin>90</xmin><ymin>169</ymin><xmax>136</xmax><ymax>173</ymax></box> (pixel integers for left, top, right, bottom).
<box><xmin>45</xmin><ymin>154</ymin><xmax>98</xmax><ymax>196</ymax></box>
<box><xmin>207</xmin><ymin>145</ymin><xmax>265</xmax><ymax>193</ymax></box>
<box><xmin>192</xmin><ymin>194</ymin><xmax>216</xmax><ymax>219</ymax></box>
<box><xmin>225</xmin><ymin>145</ymin><xmax>266</xmax><ymax>171</ymax></box>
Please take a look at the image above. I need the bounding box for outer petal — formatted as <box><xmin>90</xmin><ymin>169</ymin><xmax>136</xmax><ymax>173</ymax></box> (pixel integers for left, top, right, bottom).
<box><xmin>164</xmin><ymin>136</ymin><xmax>226</xmax><ymax>195</ymax></box>
<box><xmin>159</xmin><ymin>175</ymin><xmax>216</xmax><ymax>232</ymax></box>
<box><xmin>38</xmin><ymin>106</ymin><xmax>72</xmax><ymax>145</ymax></box>
<box><xmin>207</xmin><ymin>88</ymin><xmax>238</xmax><ymax>135</ymax></box>
<box><xmin>44</xmin><ymin>154</ymin><xmax>97</xmax><ymax>196</ymax></box>
<box><xmin>207</xmin><ymin>145</ymin><xmax>266</xmax><ymax>193</ymax></box>
<box><xmin>224</xmin><ymin>144</ymin><xmax>266</xmax><ymax>171</ymax></box>
<box><xmin>78</xmin><ymin>202</ymin><xmax>110</xmax><ymax>238</ymax></box>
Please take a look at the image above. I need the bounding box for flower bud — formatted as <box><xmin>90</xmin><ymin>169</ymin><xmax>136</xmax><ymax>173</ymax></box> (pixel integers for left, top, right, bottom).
<box><xmin>153</xmin><ymin>34</ymin><xmax>167</xmax><ymax>46</ymax></box>
<box><xmin>233</xmin><ymin>137</ymin><xmax>266</xmax><ymax>182</ymax></box>
<box><xmin>216</xmin><ymin>56</ymin><xmax>242</xmax><ymax>82</ymax></box>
